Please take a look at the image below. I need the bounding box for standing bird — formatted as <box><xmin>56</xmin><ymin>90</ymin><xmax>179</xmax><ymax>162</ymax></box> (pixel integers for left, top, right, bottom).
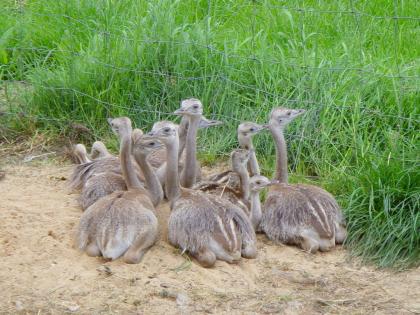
<box><xmin>260</xmin><ymin>108</ymin><xmax>346</xmax><ymax>253</ymax></box>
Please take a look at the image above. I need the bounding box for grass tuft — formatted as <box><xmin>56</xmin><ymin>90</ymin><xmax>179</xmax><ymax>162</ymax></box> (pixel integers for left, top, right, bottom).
<box><xmin>344</xmin><ymin>150</ymin><xmax>419</xmax><ymax>269</ymax></box>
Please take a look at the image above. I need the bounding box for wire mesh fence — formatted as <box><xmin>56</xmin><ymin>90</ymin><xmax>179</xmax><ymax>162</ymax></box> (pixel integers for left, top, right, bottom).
<box><xmin>1</xmin><ymin>1</ymin><xmax>419</xmax><ymax>166</ymax></box>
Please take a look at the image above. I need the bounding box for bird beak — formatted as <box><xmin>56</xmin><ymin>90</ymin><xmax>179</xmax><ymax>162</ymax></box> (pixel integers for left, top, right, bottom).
<box><xmin>261</xmin><ymin>124</ymin><xmax>270</xmax><ymax>130</ymax></box>
<box><xmin>107</xmin><ymin>118</ymin><xmax>113</xmax><ymax>125</ymax></box>
<box><xmin>297</xmin><ymin>109</ymin><xmax>306</xmax><ymax>116</ymax></box>
<box><xmin>269</xmin><ymin>179</ymin><xmax>280</xmax><ymax>185</ymax></box>
<box><xmin>174</xmin><ymin>108</ymin><xmax>186</xmax><ymax>115</ymax></box>
<box><xmin>209</xmin><ymin>119</ymin><xmax>223</xmax><ymax>126</ymax></box>
<box><xmin>258</xmin><ymin>180</ymin><xmax>278</xmax><ymax>189</ymax></box>
<box><xmin>199</xmin><ymin>119</ymin><xmax>223</xmax><ymax>128</ymax></box>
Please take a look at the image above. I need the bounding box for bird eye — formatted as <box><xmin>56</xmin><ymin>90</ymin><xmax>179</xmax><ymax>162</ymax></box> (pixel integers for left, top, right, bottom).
<box><xmin>193</xmin><ymin>104</ymin><xmax>199</xmax><ymax>109</ymax></box>
<box><xmin>149</xmin><ymin>142</ymin><xmax>155</xmax><ymax>146</ymax></box>
<box><xmin>256</xmin><ymin>181</ymin><xmax>261</xmax><ymax>185</ymax></box>
<box><xmin>249</xmin><ymin>127</ymin><xmax>255</xmax><ymax>132</ymax></box>
<box><xmin>164</xmin><ymin>128</ymin><xmax>170</xmax><ymax>132</ymax></box>
<box><xmin>287</xmin><ymin>112</ymin><xmax>291</xmax><ymax>116</ymax></box>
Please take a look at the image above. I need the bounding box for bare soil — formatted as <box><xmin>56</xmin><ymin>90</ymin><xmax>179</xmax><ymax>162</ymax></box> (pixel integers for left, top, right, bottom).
<box><xmin>0</xmin><ymin>161</ymin><xmax>419</xmax><ymax>314</ymax></box>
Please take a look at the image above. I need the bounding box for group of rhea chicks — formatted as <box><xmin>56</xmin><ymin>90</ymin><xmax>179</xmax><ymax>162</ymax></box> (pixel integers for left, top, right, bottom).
<box><xmin>69</xmin><ymin>98</ymin><xmax>347</xmax><ymax>268</ymax></box>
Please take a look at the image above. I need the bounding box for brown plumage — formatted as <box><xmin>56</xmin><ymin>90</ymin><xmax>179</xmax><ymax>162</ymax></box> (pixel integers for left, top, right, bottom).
<box><xmin>77</xmin><ymin>129</ymin><xmax>144</xmax><ymax>210</ymax></box>
<box><xmin>260</xmin><ymin>107</ymin><xmax>347</xmax><ymax>253</ymax></box>
<box><xmin>194</xmin><ymin>149</ymin><xmax>276</xmax><ymax>230</ymax></box>
<box><xmin>69</xmin><ymin>155</ymin><xmax>122</xmax><ymax>191</ymax></box>
<box><xmin>77</xmin><ymin>117</ymin><xmax>158</xmax><ymax>264</ymax></box>
<box><xmin>193</xmin><ymin>149</ymin><xmax>252</xmax><ymax>213</ymax></box>
<box><xmin>146</xmin><ymin>99</ymin><xmax>256</xmax><ymax>268</ymax></box>
<box><xmin>69</xmin><ymin>129</ymin><xmax>145</xmax><ymax>191</ymax></box>
<box><xmin>79</xmin><ymin>172</ymin><xmax>127</xmax><ymax>210</ymax></box>
<box><xmin>192</xmin><ymin>180</ymin><xmax>244</xmax><ymax>210</ymax></box>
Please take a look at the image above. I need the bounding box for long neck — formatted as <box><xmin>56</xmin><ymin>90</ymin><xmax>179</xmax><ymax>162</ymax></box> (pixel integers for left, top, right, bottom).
<box><xmin>248</xmin><ymin>151</ymin><xmax>260</xmax><ymax>177</ymax></box>
<box><xmin>237</xmin><ymin>167</ymin><xmax>250</xmax><ymax>201</ymax></box>
<box><xmin>165</xmin><ymin>136</ymin><xmax>181</xmax><ymax>202</ymax></box>
<box><xmin>133</xmin><ymin>153</ymin><xmax>163</xmax><ymax>207</ymax></box>
<box><xmin>181</xmin><ymin>115</ymin><xmax>200</xmax><ymax>188</ymax></box>
<box><xmin>238</xmin><ymin>136</ymin><xmax>260</xmax><ymax>176</ymax></box>
<box><xmin>152</xmin><ymin>118</ymin><xmax>188</xmax><ymax>189</ymax></box>
<box><xmin>178</xmin><ymin>116</ymin><xmax>189</xmax><ymax>159</ymax></box>
<box><xmin>270</xmin><ymin>126</ymin><xmax>288</xmax><ymax>183</ymax></box>
<box><xmin>120</xmin><ymin>131</ymin><xmax>142</xmax><ymax>190</ymax></box>
<box><xmin>249</xmin><ymin>191</ymin><xmax>262</xmax><ymax>230</ymax></box>
<box><xmin>156</xmin><ymin>163</ymin><xmax>166</xmax><ymax>186</ymax></box>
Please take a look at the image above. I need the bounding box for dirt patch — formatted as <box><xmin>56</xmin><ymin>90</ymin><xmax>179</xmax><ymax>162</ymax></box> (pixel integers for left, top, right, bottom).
<box><xmin>0</xmin><ymin>162</ymin><xmax>419</xmax><ymax>314</ymax></box>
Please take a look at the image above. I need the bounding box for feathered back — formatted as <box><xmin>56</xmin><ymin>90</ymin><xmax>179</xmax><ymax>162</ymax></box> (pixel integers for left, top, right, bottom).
<box><xmin>68</xmin><ymin>157</ymin><xmax>121</xmax><ymax>190</ymax></box>
<box><xmin>262</xmin><ymin>184</ymin><xmax>335</xmax><ymax>243</ymax></box>
<box><xmin>192</xmin><ymin>180</ymin><xmax>248</xmax><ymax>213</ymax></box>
<box><xmin>168</xmin><ymin>189</ymin><xmax>255</xmax><ymax>254</ymax></box>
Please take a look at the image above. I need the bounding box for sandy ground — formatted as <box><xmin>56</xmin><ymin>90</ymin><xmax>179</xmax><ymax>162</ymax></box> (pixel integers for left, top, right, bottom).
<box><xmin>0</xmin><ymin>161</ymin><xmax>419</xmax><ymax>315</ymax></box>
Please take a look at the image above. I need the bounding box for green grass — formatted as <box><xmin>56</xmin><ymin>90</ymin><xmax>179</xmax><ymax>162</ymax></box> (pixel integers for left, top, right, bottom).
<box><xmin>0</xmin><ymin>0</ymin><xmax>419</xmax><ymax>268</ymax></box>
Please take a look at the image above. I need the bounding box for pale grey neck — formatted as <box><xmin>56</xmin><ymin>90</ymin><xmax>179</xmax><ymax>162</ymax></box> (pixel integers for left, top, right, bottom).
<box><xmin>154</xmin><ymin>117</ymin><xmax>188</xmax><ymax>190</ymax></box>
<box><xmin>178</xmin><ymin>116</ymin><xmax>189</xmax><ymax>159</ymax></box>
<box><xmin>248</xmin><ymin>150</ymin><xmax>260</xmax><ymax>176</ymax></box>
<box><xmin>120</xmin><ymin>131</ymin><xmax>142</xmax><ymax>189</ymax></box>
<box><xmin>237</xmin><ymin>168</ymin><xmax>250</xmax><ymax>201</ymax></box>
<box><xmin>181</xmin><ymin>115</ymin><xmax>200</xmax><ymax>188</ymax></box>
<box><xmin>156</xmin><ymin>163</ymin><xmax>167</xmax><ymax>186</ymax></box>
<box><xmin>165</xmin><ymin>138</ymin><xmax>181</xmax><ymax>202</ymax></box>
<box><xmin>133</xmin><ymin>153</ymin><xmax>163</xmax><ymax>206</ymax></box>
<box><xmin>249</xmin><ymin>191</ymin><xmax>262</xmax><ymax>230</ymax></box>
<box><xmin>238</xmin><ymin>136</ymin><xmax>260</xmax><ymax>176</ymax></box>
<box><xmin>270</xmin><ymin>126</ymin><xmax>288</xmax><ymax>184</ymax></box>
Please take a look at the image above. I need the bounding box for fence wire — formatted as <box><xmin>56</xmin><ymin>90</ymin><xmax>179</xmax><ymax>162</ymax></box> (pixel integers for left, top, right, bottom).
<box><xmin>1</xmin><ymin>2</ymin><xmax>419</xmax><ymax>164</ymax></box>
